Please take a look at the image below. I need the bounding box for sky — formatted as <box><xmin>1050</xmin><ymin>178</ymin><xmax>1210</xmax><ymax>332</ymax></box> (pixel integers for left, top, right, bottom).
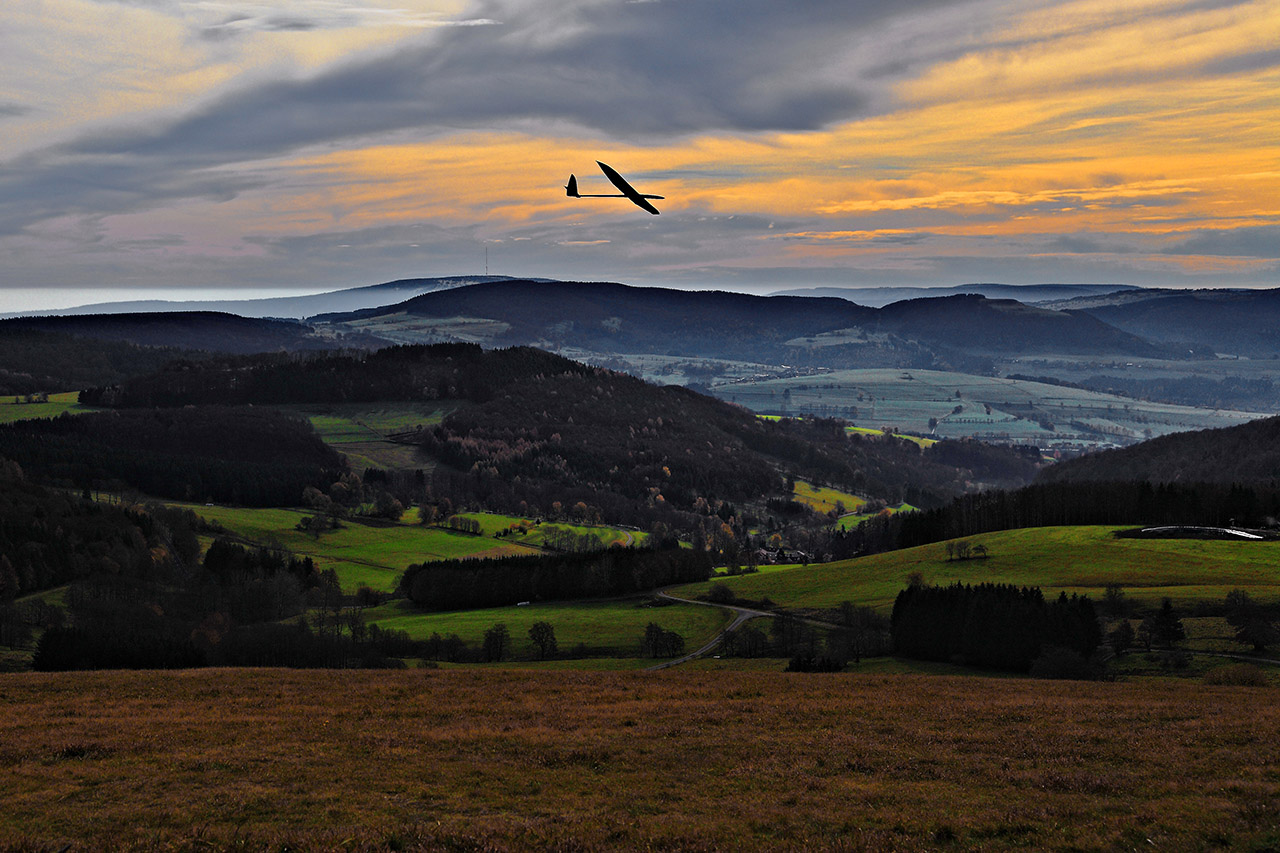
<box><xmin>1</xmin><ymin>0</ymin><xmax>1278</xmax><ymax>311</ymax></box>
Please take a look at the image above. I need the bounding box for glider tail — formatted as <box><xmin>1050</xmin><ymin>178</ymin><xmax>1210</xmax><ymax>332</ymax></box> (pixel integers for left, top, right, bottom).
<box><xmin>565</xmin><ymin>175</ymin><xmax>580</xmax><ymax>197</ymax></box>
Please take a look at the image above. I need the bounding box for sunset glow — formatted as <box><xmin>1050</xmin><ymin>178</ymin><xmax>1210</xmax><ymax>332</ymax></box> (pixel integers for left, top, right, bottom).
<box><xmin>1</xmin><ymin>0</ymin><xmax>1277</xmax><ymax>307</ymax></box>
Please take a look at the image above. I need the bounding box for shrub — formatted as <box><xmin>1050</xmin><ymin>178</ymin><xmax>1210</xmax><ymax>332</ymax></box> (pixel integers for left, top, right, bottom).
<box><xmin>1204</xmin><ymin>663</ymin><xmax>1270</xmax><ymax>687</ymax></box>
<box><xmin>705</xmin><ymin>582</ymin><xmax>737</xmax><ymax>605</ymax></box>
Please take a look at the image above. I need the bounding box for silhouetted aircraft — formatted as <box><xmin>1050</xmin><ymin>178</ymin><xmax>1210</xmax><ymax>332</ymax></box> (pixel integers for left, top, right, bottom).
<box><xmin>565</xmin><ymin>161</ymin><xmax>663</xmax><ymax>215</ymax></box>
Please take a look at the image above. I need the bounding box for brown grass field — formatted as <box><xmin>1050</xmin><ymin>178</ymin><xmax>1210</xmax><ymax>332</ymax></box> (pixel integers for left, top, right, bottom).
<box><xmin>4</xmin><ymin>669</ymin><xmax>1280</xmax><ymax>851</ymax></box>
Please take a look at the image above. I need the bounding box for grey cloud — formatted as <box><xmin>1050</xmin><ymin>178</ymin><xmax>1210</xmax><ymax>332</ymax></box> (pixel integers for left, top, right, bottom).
<box><xmin>0</xmin><ymin>102</ymin><xmax>32</xmax><ymax>119</ymax></box>
<box><xmin>74</xmin><ymin>0</ymin><xmax>981</xmax><ymax>165</ymax></box>
<box><xmin>191</xmin><ymin>2</ymin><xmax>500</xmax><ymax>40</ymax></box>
<box><xmin>1046</xmin><ymin>235</ymin><xmax>1140</xmax><ymax>255</ymax></box>
<box><xmin>1165</xmin><ymin>225</ymin><xmax>1280</xmax><ymax>258</ymax></box>
<box><xmin>0</xmin><ymin>150</ymin><xmax>264</xmax><ymax>237</ymax></box>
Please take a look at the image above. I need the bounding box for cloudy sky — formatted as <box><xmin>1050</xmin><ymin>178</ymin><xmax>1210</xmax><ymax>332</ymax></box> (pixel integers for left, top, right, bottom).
<box><xmin>2</xmin><ymin>0</ymin><xmax>1278</xmax><ymax>310</ymax></box>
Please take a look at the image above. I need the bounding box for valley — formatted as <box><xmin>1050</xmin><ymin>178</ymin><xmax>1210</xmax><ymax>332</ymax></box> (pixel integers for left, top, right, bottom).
<box><xmin>4</xmin><ymin>276</ymin><xmax>1280</xmax><ymax>851</ymax></box>
<box><xmin>713</xmin><ymin>367</ymin><xmax>1264</xmax><ymax>451</ymax></box>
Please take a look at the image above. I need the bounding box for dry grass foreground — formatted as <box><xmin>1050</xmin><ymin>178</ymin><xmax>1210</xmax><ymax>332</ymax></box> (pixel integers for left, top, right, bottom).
<box><xmin>3</xmin><ymin>669</ymin><xmax>1280</xmax><ymax>852</ymax></box>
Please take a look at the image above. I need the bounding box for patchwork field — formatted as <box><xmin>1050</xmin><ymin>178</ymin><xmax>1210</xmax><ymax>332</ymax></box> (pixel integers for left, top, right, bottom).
<box><xmin>718</xmin><ymin>368</ymin><xmax>1265</xmax><ymax>449</ymax></box>
<box><xmin>4</xmin><ymin>669</ymin><xmax>1280</xmax><ymax>851</ymax></box>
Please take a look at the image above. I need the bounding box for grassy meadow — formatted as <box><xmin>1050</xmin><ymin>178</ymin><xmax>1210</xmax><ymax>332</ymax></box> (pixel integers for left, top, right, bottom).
<box><xmin>675</xmin><ymin>526</ymin><xmax>1280</xmax><ymax>613</ymax></box>
<box><xmin>176</xmin><ymin>502</ymin><xmax>652</xmax><ymax>594</ymax></box>
<box><xmin>0</xmin><ymin>391</ymin><xmax>95</xmax><ymax>424</ymax></box>
<box><xmin>278</xmin><ymin>401</ymin><xmax>459</xmax><ymax>472</ymax></box>
<box><xmin>791</xmin><ymin>479</ymin><xmax>866</xmax><ymax>515</ymax></box>
<box><xmin>4</xmin><ymin>668</ymin><xmax>1280</xmax><ymax>851</ymax></box>
<box><xmin>176</xmin><ymin>503</ymin><xmax>539</xmax><ymax>592</ymax></box>
<box><xmin>363</xmin><ymin>596</ymin><xmax>728</xmax><ymax>657</ymax></box>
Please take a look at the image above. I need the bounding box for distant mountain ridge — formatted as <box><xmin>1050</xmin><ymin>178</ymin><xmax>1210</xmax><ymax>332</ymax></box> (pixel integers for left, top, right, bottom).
<box><xmin>315</xmin><ymin>279</ymin><xmax>1174</xmax><ymax>363</ymax></box>
<box><xmin>771</xmin><ymin>283</ymin><xmax>1141</xmax><ymax>308</ymax></box>
<box><xmin>316</xmin><ymin>279</ymin><xmax>878</xmax><ymax>361</ymax></box>
<box><xmin>0</xmin><ymin>312</ymin><xmax>356</xmax><ymax>354</ymax></box>
<box><xmin>3</xmin><ymin>276</ymin><xmax>530</xmax><ymax>320</ymax></box>
<box><xmin>1059</xmin><ymin>288</ymin><xmax>1280</xmax><ymax>357</ymax></box>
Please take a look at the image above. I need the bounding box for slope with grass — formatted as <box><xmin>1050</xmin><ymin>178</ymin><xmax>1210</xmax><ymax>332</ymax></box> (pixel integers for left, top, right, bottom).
<box><xmin>177</xmin><ymin>503</ymin><xmax>540</xmax><ymax>592</ymax></box>
<box><xmin>179</xmin><ymin>503</ymin><xmax>648</xmax><ymax>592</ymax></box>
<box><xmin>671</xmin><ymin>526</ymin><xmax>1280</xmax><ymax>612</ymax></box>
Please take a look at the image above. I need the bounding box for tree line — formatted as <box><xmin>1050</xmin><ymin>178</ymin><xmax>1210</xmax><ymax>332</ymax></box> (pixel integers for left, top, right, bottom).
<box><xmin>399</xmin><ymin>546</ymin><xmax>713</xmax><ymax>612</ymax></box>
<box><xmin>0</xmin><ymin>406</ymin><xmax>345</xmax><ymax>506</ymax></box>
<box><xmin>891</xmin><ymin>582</ymin><xmax>1101</xmax><ymax>673</ymax></box>
<box><xmin>79</xmin><ymin>343</ymin><xmax>588</xmax><ymax>408</ymax></box>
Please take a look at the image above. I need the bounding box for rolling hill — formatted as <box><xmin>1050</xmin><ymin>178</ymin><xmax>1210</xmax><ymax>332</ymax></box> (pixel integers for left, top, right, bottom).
<box><xmin>771</xmin><ymin>282</ymin><xmax>1141</xmax><ymax>307</ymax></box>
<box><xmin>1045</xmin><ymin>287</ymin><xmax>1280</xmax><ymax>357</ymax></box>
<box><xmin>0</xmin><ymin>312</ymin><xmax>362</xmax><ymax>354</ymax></box>
<box><xmin>315</xmin><ymin>279</ymin><xmax>1175</xmax><ymax>364</ymax></box>
<box><xmin>1</xmin><ymin>275</ymin><xmax>527</xmax><ymax>320</ymax></box>
<box><xmin>1037</xmin><ymin>414</ymin><xmax>1280</xmax><ymax>485</ymax></box>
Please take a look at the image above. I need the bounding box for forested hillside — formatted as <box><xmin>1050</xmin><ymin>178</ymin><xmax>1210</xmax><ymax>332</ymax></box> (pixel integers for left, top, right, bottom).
<box><xmin>80</xmin><ymin>343</ymin><xmax>585</xmax><ymax>408</ymax></box>
<box><xmin>875</xmin><ymin>294</ymin><xmax>1170</xmax><ymax>356</ymax></box>
<box><xmin>0</xmin><ymin>328</ymin><xmax>201</xmax><ymax>395</ymax></box>
<box><xmin>1037</xmin><ymin>415</ymin><xmax>1280</xmax><ymax>485</ymax></box>
<box><xmin>0</xmin><ymin>461</ymin><xmax>203</xmax><ymax>596</ymax></box>
<box><xmin>0</xmin><ymin>407</ymin><xmax>346</xmax><ymax>505</ymax></box>
<box><xmin>1</xmin><ymin>312</ymin><xmax>353</xmax><ymax>354</ymax></box>
<box><xmin>76</xmin><ymin>342</ymin><xmax>1041</xmax><ymax>530</ymax></box>
<box><xmin>1079</xmin><ymin>287</ymin><xmax>1280</xmax><ymax>357</ymax></box>
<box><xmin>416</xmin><ymin>367</ymin><xmax>1041</xmax><ymax>526</ymax></box>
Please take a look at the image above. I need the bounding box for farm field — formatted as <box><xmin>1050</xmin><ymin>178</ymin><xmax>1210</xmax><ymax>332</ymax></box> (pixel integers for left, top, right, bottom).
<box><xmin>176</xmin><ymin>503</ymin><xmax>650</xmax><ymax>592</ymax></box>
<box><xmin>4</xmin><ymin>668</ymin><xmax>1280</xmax><ymax>851</ymax></box>
<box><xmin>717</xmin><ymin>368</ymin><xmax>1266</xmax><ymax>449</ymax></box>
<box><xmin>846</xmin><ymin>425</ymin><xmax>937</xmax><ymax>447</ymax></box>
<box><xmin>363</xmin><ymin>596</ymin><xmax>728</xmax><ymax>658</ymax></box>
<box><xmin>792</xmin><ymin>479</ymin><xmax>865</xmax><ymax>515</ymax></box>
<box><xmin>0</xmin><ymin>391</ymin><xmax>95</xmax><ymax>423</ymax></box>
<box><xmin>275</xmin><ymin>401</ymin><xmax>459</xmax><ymax>472</ymax></box>
<box><xmin>671</xmin><ymin>526</ymin><xmax>1280</xmax><ymax>613</ymax></box>
<box><xmin>174</xmin><ymin>503</ymin><xmax>538</xmax><ymax>592</ymax></box>
<box><xmin>835</xmin><ymin>501</ymin><xmax>917</xmax><ymax>531</ymax></box>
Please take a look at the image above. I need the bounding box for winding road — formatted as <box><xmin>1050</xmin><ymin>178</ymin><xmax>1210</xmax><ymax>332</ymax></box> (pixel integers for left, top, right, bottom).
<box><xmin>645</xmin><ymin>590</ymin><xmax>846</xmax><ymax>671</ymax></box>
<box><xmin>644</xmin><ymin>591</ymin><xmax>774</xmax><ymax>670</ymax></box>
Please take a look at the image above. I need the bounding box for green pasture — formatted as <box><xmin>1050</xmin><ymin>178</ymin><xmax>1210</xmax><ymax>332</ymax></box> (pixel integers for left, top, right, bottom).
<box><xmin>176</xmin><ymin>503</ymin><xmax>650</xmax><ymax>593</ymax></box>
<box><xmin>846</xmin><ymin>425</ymin><xmax>937</xmax><ymax>447</ymax></box>
<box><xmin>835</xmin><ymin>502</ymin><xmax>918</xmax><ymax>531</ymax></box>
<box><xmin>0</xmin><ymin>391</ymin><xmax>95</xmax><ymax>424</ymax></box>
<box><xmin>452</xmin><ymin>512</ymin><xmax>645</xmax><ymax>548</ymax></box>
<box><xmin>174</xmin><ymin>503</ymin><xmax>541</xmax><ymax>592</ymax></box>
<box><xmin>669</xmin><ymin>526</ymin><xmax>1280</xmax><ymax>613</ymax></box>
<box><xmin>273</xmin><ymin>401</ymin><xmax>459</xmax><ymax>472</ymax></box>
<box><xmin>364</xmin><ymin>596</ymin><xmax>730</xmax><ymax>658</ymax></box>
<box><xmin>791</xmin><ymin>480</ymin><xmax>865</xmax><ymax>515</ymax></box>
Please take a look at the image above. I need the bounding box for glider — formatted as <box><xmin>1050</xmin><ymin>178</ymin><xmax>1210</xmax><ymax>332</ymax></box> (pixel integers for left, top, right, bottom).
<box><xmin>565</xmin><ymin>161</ymin><xmax>664</xmax><ymax>215</ymax></box>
